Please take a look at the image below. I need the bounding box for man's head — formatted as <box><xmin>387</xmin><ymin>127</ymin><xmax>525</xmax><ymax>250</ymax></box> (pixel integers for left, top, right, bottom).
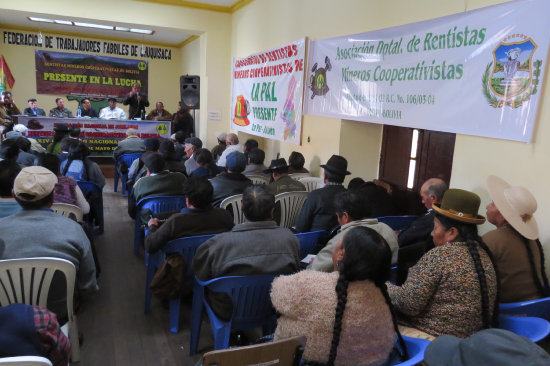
<box><xmin>159</xmin><ymin>139</ymin><xmax>176</xmax><ymax>160</ymax></box>
<box><xmin>174</xmin><ymin>130</ymin><xmax>186</xmax><ymax>144</ymax></box>
<box><xmin>69</xmin><ymin>127</ymin><xmax>81</xmax><ymax>139</ymax></box>
<box><xmin>141</xmin><ymin>152</ymin><xmax>165</xmax><ymax>174</ymax></box>
<box><xmin>420</xmin><ymin>178</ymin><xmax>448</xmax><ymax>210</ymax></box>
<box><xmin>144</xmin><ymin>138</ymin><xmax>160</xmax><ymax>152</ymax></box>
<box><xmin>108</xmin><ymin>97</ymin><xmax>117</xmax><ymax>110</ymax></box>
<box><xmin>321</xmin><ymin>155</ymin><xmax>350</xmax><ymax>184</ymax></box>
<box><xmin>217</xmin><ymin>132</ymin><xmax>227</xmax><ymax>144</ymax></box>
<box><xmin>14</xmin><ymin>137</ymin><xmax>31</xmax><ymax>153</ymax></box>
<box><xmin>55</xmin><ymin>98</ymin><xmax>64</xmax><ymax>109</ymax></box>
<box><xmin>226</xmin><ymin>151</ymin><xmax>247</xmax><ymax>173</ymax></box>
<box><xmin>183</xmin><ymin>175</ymin><xmax>213</xmax><ymax>209</ymax></box>
<box><xmin>248</xmin><ymin>148</ymin><xmax>265</xmax><ymax>165</ymax></box>
<box><xmin>184</xmin><ymin>137</ymin><xmax>202</xmax><ymax>158</ymax></box>
<box><xmin>264</xmin><ymin>158</ymin><xmax>288</xmax><ymax>179</ymax></box>
<box><xmin>155</xmin><ymin>101</ymin><xmax>164</xmax><ymax>112</ymax></box>
<box><xmin>131</xmin><ymin>83</ymin><xmax>141</xmax><ymax>93</ymax></box>
<box><xmin>335</xmin><ymin>190</ymin><xmax>372</xmax><ymax>225</ymax></box>
<box><xmin>289</xmin><ymin>151</ymin><xmax>306</xmax><ymax>170</ymax></box>
<box><xmin>38</xmin><ymin>153</ymin><xmax>61</xmax><ymax>177</ymax></box>
<box><xmin>13</xmin><ymin>166</ymin><xmax>58</xmax><ymax>209</ymax></box>
<box><xmin>2</xmin><ymin>91</ymin><xmax>13</xmax><ymax>104</ymax></box>
<box><xmin>244</xmin><ymin>138</ymin><xmax>258</xmax><ymax>153</ymax></box>
<box><xmin>126</xmin><ymin>128</ymin><xmax>138</xmax><ymax>137</ymax></box>
<box><xmin>225</xmin><ymin>133</ymin><xmax>239</xmax><ymax>146</ymax></box>
<box><xmin>0</xmin><ymin>160</ymin><xmax>21</xmax><ymax>197</ymax></box>
<box><xmin>242</xmin><ymin>184</ymin><xmax>275</xmax><ymax>222</ymax></box>
<box><xmin>81</xmin><ymin>98</ymin><xmax>91</xmax><ymax>111</ymax></box>
<box><xmin>28</xmin><ymin>98</ymin><xmax>38</xmax><ymax>109</ymax></box>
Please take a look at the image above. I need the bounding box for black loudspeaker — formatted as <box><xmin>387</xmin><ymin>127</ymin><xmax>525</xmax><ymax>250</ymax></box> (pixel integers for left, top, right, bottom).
<box><xmin>180</xmin><ymin>75</ymin><xmax>200</xmax><ymax>109</ymax></box>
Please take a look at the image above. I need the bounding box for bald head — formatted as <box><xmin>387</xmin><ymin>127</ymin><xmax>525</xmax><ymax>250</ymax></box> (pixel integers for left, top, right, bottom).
<box><xmin>420</xmin><ymin>178</ymin><xmax>448</xmax><ymax>210</ymax></box>
<box><xmin>226</xmin><ymin>133</ymin><xmax>239</xmax><ymax>146</ymax></box>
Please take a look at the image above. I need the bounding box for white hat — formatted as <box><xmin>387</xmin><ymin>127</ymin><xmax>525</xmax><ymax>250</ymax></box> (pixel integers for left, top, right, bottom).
<box><xmin>12</xmin><ymin>124</ymin><xmax>28</xmax><ymax>133</ymax></box>
<box><xmin>13</xmin><ymin>166</ymin><xmax>58</xmax><ymax>202</ymax></box>
<box><xmin>487</xmin><ymin>175</ymin><xmax>538</xmax><ymax>239</ymax></box>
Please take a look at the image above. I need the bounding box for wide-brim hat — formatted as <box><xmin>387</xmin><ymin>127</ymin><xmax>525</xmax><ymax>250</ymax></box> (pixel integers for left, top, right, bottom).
<box><xmin>432</xmin><ymin>188</ymin><xmax>485</xmax><ymax>224</ymax></box>
<box><xmin>27</xmin><ymin>119</ymin><xmax>44</xmax><ymax>130</ymax></box>
<box><xmin>320</xmin><ymin>155</ymin><xmax>351</xmax><ymax>176</ymax></box>
<box><xmin>487</xmin><ymin>175</ymin><xmax>538</xmax><ymax>239</ymax></box>
<box><xmin>264</xmin><ymin>158</ymin><xmax>288</xmax><ymax>173</ymax></box>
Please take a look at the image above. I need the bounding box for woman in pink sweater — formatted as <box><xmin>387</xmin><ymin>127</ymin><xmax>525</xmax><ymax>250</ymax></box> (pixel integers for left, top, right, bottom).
<box><xmin>271</xmin><ymin>227</ymin><xmax>406</xmax><ymax>366</ymax></box>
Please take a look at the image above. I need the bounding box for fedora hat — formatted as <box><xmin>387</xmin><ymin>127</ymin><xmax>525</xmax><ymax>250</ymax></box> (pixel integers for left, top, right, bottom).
<box><xmin>264</xmin><ymin>158</ymin><xmax>288</xmax><ymax>173</ymax></box>
<box><xmin>320</xmin><ymin>155</ymin><xmax>351</xmax><ymax>176</ymax></box>
<box><xmin>487</xmin><ymin>175</ymin><xmax>538</xmax><ymax>239</ymax></box>
<box><xmin>432</xmin><ymin>188</ymin><xmax>485</xmax><ymax>224</ymax></box>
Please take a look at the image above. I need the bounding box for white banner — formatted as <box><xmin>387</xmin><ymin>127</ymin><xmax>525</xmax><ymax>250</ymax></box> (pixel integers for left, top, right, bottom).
<box><xmin>231</xmin><ymin>38</ymin><xmax>306</xmax><ymax>145</ymax></box>
<box><xmin>304</xmin><ymin>0</ymin><xmax>550</xmax><ymax>142</ymax></box>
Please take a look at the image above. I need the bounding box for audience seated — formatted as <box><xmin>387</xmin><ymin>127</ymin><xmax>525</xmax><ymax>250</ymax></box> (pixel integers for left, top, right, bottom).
<box><xmin>171</xmin><ymin>102</ymin><xmax>194</xmax><ymax>138</ymax></box>
<box><xmin>242</xmin><ymin>148</ymin><xmax>269</xmax><ymax>178</ymax></box>
<box><xmin>0</xmin><ymin>137</ymin><xmax>20</xmax><ymax>162</ymax></box>
<box><xmin>173</xmin><ymin>130</ymin><xmax>187</xmax><ymax>161</ymax></box>
<box><xmin>128</xmin><ymin>138</ymin><xmax>161</xmax><ymax>185</ymax></box>
<box><xmin>113</xmin><ymin>128</ymin><xmax>145</xmax><ymax>160</ymax></box>
<box><xmin>191</xmin><ymin>148</ymin><xmax>223</xmax><ymax>179</ymax></box>
<box><xmin>193</xmin><ymin>184</ymin><xmax>300</xmax><ymax>320</ymax></box>
<box><xmin>295</xmin><ymin>155</ymin><xmax>349</xmax><ymax>233</ymax></box>
<box><xmin>13</xmin><ymin>124</ymin><xmax>46</xmax><ymax>154</ymax></box>
<box><xmin>40</xmin><ymin>153</ymin><xmax>90</xmax><ymax>215</ymax></box>
<box><xmin>210</xmin><ymin>151</ymin><xmax>252</xmax><ymax>207</ymax></box>
<box><xmin>287</xmin><ymin>151</ymin><xmax>309</xmax><ymax>174</ymax></box>
<box><xmin>347</xmin><ymin>177</ymin><xmax>365</xmax><ymax>190</ymax></box>
<box><xmin>145</xmin><ymin>175</ymin><xmax>234</xmax><ymax>253</ymax></box>
<box><xmin>128</xmin><ymin>152</ymin><xmax>186</xmax><ymax>219</ymax></box>
<box><xmin>60</xmin><ymin>141</ymin><xmax>105</xmax><ymax>189</ymax></box>
<box><xmin>353</xmin><ymin>181</ymin><xmax>397</xmax><ymax>217</ymax></box>
<box><xmin>310</xmin><ymin>190</ymin><xmax>398</xmax><ymax>271</ymax></box>
<box><xmin>47</xmin><ymin>123</ymin><xmax>70</xmax><ymax>155</ymax></box>
<box><xmin>159</xmin><ymin>138</ymin><xmax>186</xmax><ymax>174</ymax></box>
<box><xmin>266</xmin><ymin>158</ymin><xmax>306</xmax><ymax>194</ymax></box>
<box><xmin>183</xmin><ymin>137</ymin><xmax>202</xmax><ymax>175</ymax></box>
<box><xmin>388</xmin><ymin>189</ymin><xmax>498</xmax><ymax>339</ymax></box>
<box><xmin>0</xmin><ymin>303</ymin><xmax>71</xmax><ymax>365</ymax></box>
<box><xmin>0</xmin><ymin>166</ymin><xmax>98</xmax><ymax>318</ymax></box>
<box><xmin>13</xmin><ymin>136</ymin><xmax>36</xmax><ymax>167</ymax></box>
<box><xmin>243</xmin><ymin>138</ymin><xmax>258</xmax><ymax>159</ymax></box>
<box><xmin>216</xmin><ymin>133</ymin><xmax>243</xmax><ymax>167</ymax></box>
<box><xmin>483</xmin><ymin>175</ymin><xmax>550</xmax><ymax>302</ymax></box>
<box><xmin>0</xmin><ymin>159</ymin><xmax>22</xmax><ymax>216</ymax></box>
<box><xmin>210</xmin><ymin>132</ymin><xmax>227</xmax><ymax>163</ymax></box>
<box><xmin>398</xmin><ymin>178</ymin><xmax>448</xmax><ymax>248</ymax></box>
<box><xmin>69</xmin><ymin>127</ymin><xmax>81</xmax><ymax>140</ymax></box>
<box><xmin>272</xmin><ymin>227</ymin><xmax>404</xmax><ymax>365</ymax></box>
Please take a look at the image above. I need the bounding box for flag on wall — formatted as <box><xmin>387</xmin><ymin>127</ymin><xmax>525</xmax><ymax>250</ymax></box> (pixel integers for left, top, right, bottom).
<box><xmin>0</xmin><ymin>56</ymin><xmax>15</xmax><ymax>93</ymax></box>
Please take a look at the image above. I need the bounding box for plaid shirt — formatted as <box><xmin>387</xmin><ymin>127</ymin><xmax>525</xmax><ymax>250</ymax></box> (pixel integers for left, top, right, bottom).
<box><xmin>33</xmin><ymin>306</ymin><xmax>71</xmax><ymax>366</ymax></box>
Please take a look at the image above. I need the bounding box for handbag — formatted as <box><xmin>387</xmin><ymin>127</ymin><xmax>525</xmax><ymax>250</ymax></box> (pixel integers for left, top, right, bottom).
<box><xmin>149</xmin><ymin>253</ymin><xmax>185</xmax><ymax>300</ymax></box>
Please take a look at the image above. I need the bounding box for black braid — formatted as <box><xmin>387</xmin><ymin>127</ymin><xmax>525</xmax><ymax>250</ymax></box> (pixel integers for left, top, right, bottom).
<box><xmin>61</xmin><ymin>157</ymin><xmax>73</xmax><ymax>176</ymax></box>
<box><xmin>466</xmin><ymin>240</ymin><xmax>491</xmax><ymax>329</ymax></box>
<box><xmin>477</xmin><ymin>239</ymin><xmax>500</xmax><ymax>328</ymax></box>
<box><xmin>535</xmin><ymin>239</ymin><xmax>550</xmax><ymax>296</ymax></box>
<box><xmin>378</xmin><ymin>282</ymin><xmax>409</xmax><ymax>361</ymax></box>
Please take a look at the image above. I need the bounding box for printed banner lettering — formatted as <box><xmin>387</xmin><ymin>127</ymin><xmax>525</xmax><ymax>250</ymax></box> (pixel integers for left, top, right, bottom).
<box><xmin>304</xmin><ymin>0</ymin><xmax>550</xmax><ymax>142</ymax></box>
<box><xmin>232</xmin><ymin>38</ymin><xmax>306</xmax><ymax>145</ymax></box>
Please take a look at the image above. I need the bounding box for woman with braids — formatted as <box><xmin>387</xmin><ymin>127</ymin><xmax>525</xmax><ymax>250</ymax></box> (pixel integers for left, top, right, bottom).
<box><xmin>388</xmin><ymin>189</ymin><xmax>498</xmax><ymax>339</ymax></box>
<box><xmin>46</xmin><ymin>123</ymin><xmax>70</xmax><ymax>155</ymax></box>
<box><xmin>60</xmin><ymin>141</ymin><xmax>105</xmax><ymax>189</ymax></box>
<box><xmin>271</xmin><ymin>226</ymin><xmax>403</xmax><ymax>366</ymax></box>
<box><xmin>483</xmin><ymin>175</ymin><xmax>550</xmax><ymax>302</ymax></box>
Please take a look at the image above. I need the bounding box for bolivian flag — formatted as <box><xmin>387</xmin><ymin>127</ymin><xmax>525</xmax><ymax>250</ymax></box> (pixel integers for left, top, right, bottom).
<box><xmin>0</xmin><ymin>56</ymin><xmax>15</xmax><ymax>92</ymax></box>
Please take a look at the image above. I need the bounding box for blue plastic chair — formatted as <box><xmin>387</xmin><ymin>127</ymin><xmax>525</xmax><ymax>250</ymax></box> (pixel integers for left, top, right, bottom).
<box><xmin>77</xmin><ymin>180</ymin><xmax>104</xmax><ymax>235</ymax></box>
<box><xmin>189</xmin><ymin>274</ymin><xmax>277</xmax><ymax>355</ymax></box>
<box><xmin>144</xmin><ymin>234</ymin><xmax>216</xmax><ymax>327</ymax></box>
<box><xmin>114</xmin><ymin>153</ymin><xmax>143</xmax><ymax>196</ymax></box>
<box><xmin>377</xmin><ymin>216</ymin><xmax>419</xmax><ymax>232</ymax></box>
<box><xmin>500</xmin><ymin>297</ymin><xmax>550</xmax><ymax>320</ymax></box>
<box><xmin>295</xmin><ymin>230</ymin><xmax>326</xmax><ymax>259</ymax></box>
<box><xmin>498</xmin><ymin>314</ymin><xmax>550</xmax><ymax>342</ymax></box>
<box><xmin>391</xmin><ymin>336</ymin><xmax>430</xmax><ymax>366</ymax></box>
<box><xmin>0</xmin><ymin>202</ymin><xmax>22</xmax><ymax>218</ymax></box>
<box><xmin>133</xmin><ymin>196</ymin><xmax>186</xmax><ymax>255</ymax></box>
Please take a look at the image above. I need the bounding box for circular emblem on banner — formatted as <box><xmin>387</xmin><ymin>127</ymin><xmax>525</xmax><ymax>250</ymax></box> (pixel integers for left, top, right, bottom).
<box><xmin>138</xmin><ymin>62</ymin><xmax>147</xmax><ymax>71</ymax></box>
<box><xmin>156</xmin><ymin>123</ymin><xmax>168</xmax><ymax>134</ymax></box>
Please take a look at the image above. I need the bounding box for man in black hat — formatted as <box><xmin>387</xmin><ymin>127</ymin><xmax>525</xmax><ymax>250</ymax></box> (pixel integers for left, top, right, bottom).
<box><xmin>266</xmin><ymin>158</ymin><xmax>306</xmax><ymax>195</ymax></box>
<box><xmin>295</xmin><ymin>154</ymin><xmax>349</xmax><ymax>233</ymax></box>
<box><xmin>23</xmin><ymin>98</ymin><xmax>46</xmax><ymax>116</ymax></box>
<box><xmin>183</xmin><ymin>136</ymin><xmax>202</xmax><ymax>175</ymax></box>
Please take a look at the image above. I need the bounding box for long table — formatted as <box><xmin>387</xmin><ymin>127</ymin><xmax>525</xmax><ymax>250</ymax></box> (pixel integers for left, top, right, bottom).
<box><xmin>16</xmin><ymin>116</ymin><xmax>171</xmax><ymax>157</ymax></box>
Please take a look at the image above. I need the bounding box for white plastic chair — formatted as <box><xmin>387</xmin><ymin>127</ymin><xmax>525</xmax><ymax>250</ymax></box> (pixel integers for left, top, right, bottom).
<box><xmin>247</xmin><ymin>175</ymin><xmax>270</xmax><ymax>185</ymax></box>
<box><xmin>0</xmin><ymin>258</ymin><xmax>80</xmax><ymax>363</ymax></box>
<box><xmin>0</xmin><ymin>356</ymin><xmax>52</xmax><ymax>365</ymax></box>
<box><xmin>275</xmin><ymin>191</ymin><xmax>309</xmax><ymax>228</ymax></box>
<box><xmin>220</xmin><ymin>194</ymin><xmax>245</xmax><ymax>225</ymax></box>
<box><xmin>51</xmin><ymin>203</ymin><xmax>83</xmax><ymax>223</ymax></box>
<box><xmin>288</xmin><ymin>173</ymin><xmax>310</xmax><ymax>180</ymax></box>
<box><xmin>298</xmin><ymin>177</ymin><xmax>325</xmax><ymax>192</ymax></box>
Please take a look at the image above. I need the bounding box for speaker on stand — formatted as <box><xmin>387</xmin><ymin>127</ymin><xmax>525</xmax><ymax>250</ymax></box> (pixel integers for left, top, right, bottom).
<box><xmin>180</xmin><ymin>75</ymin><xmax>200</xmax><ymax>136</ymax></box>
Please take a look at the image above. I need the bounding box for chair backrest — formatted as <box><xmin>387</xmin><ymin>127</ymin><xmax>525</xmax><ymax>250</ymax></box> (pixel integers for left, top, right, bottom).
<box><xmin>118</xmin><ymin>152</ymin><xmax>143</xmax><ymax>167</ymax></box>
<box><xmin>275</xmin><ymin>191</ymin><xmax>309</xmax><ymax>229</ymax></box>
<box><xmin>202</xmin><ymin>274</ymin><xmax>276</xmax><ymax>328</ymax></box>
<box><xmin>0</xmin><ymin>202</ymin><xmax>22</xmax><ymax>218</ymax></box>
<box><xmin>220</xmin><ymin>194</ymin><xmax>245</xmax><ymax>225</ymax></box>
<box><xmin>51</xmin><ymin>203</ymin><xmax>83</xmax><ymax>223</ymax></box>
<box><xmin>136</xmin><ymin>195</ymin><xmax>187</xmax><ymax>215</ymax></box>
<box><xmin>202</xmin><ymin>336</ymin><xmax>306</xmax><ymax>366</ymax></box>
<box><xmin>61</xmin><ymin>160</ymin><xmax>85</xmax><ymax>181</ymax></box>
<box><xmin>394</xmin><ymin>336</ymin><xmax>430</xmax><ymax>366</ymax></box>
<box><xmin>298</xmin><ymin>177</ymin><xmax>324</xmax><ymax>192</ymax></box>
<box><xmin>377</xmin><ymin>215</ymin><xmax>418</xmax><ymax>232</ymax></box>
<box><xmin>164</xmin><ymin>234</ymin><xmax>217</xmax><ymax>279</ymax></box>
<box><xmin>295</xmin><ymin>230</ymin><xmax>326</xmax><ymax>259</ymax></box>
<box><xmin>247</xmin><ymin>175</ymin><xmax>270</xmax><ymax>185</ymax></box>
<box><xmin>288</xmin><ymin>173</ymin><xmax>310</xmax><ymax>180</ymax></box>
<box><xmin>76</xmin><ymin>180</ymin><xmax>102</xmax><ymax>196</ymax></box>
<box><xmin>0</xmin><ymin>356</ymin><xmax>53</xmax><ymax>366</ymax></box>
<box><xmin>500</xmin><ymin>297</ymin><xmax>550</xmax><ymax>320</ymax></box>
<box><xmin>498</xmin><ymin>315</ymin><xmax>550</xmax><ymax>342</ymax></box>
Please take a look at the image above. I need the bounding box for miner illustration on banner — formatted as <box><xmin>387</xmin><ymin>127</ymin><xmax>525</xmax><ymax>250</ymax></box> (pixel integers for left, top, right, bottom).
<box><xmin>233</xmin><ymin>94</ymin><xmax>251</xmax><ymax>126</ymax></box>
<box><xmin>309</xmin><ymin>56</ymin><xmax>332</xmax><ymax>99</ymax></box>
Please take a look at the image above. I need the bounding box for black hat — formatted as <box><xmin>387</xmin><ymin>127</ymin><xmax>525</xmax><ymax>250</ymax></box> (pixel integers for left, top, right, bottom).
<box><xmin>141</xmin><ymin>152</ymin><xmax>165</xmax><ymax>173</ymax></box>
<box><xmin>264</xmin><ymin>158</ymin><xmax>288</xmax><ymax>173</ymax></box>
<box><xmin>108</xmin><ymin>97</ymin><xmax>117</xmax><ymax>102</ymax></box>
<box><xmin>27</xmin><ymin>98</ymin><xmax>37</xmax><ymax>102</ymax></box>
<box><xmin>184</xmin><ymin>137</ymin><xmax>202</xmax><ymax>149</ymax></box>
<box><xmin>53</xmin><ymin>123</ymin><xmax>69</xmax><ymax>132</ymax></box>
<box><xmin>320</xmin><ymin>155</ymin><xmax>350</xmax><ymax>175</ymax></box>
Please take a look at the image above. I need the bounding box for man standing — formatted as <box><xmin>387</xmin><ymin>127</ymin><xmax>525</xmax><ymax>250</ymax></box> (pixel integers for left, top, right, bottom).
<box><xmin>23</xmin><ymin>98</ymin><xmax>46</xmax><ymax>116</ymax></box>
<box><xmin>193</xmin><ymin>184</ymin><xmax>300</xmax><ymax>320</ymax></box>
<box><xmin>216</xmin><ymin>133</ymin><xmax>243</xmax><ymax>167</ymax></box>
<box><xmin>1</xmin><ymin>91</ymin><xmax>21</xmax><ymax>117</ymax></box>
<box><xmin>210</xmin><ymin>151</ymin><xmax>252</xmax><ymax>207</ymax></box>
<box><xmin>398</xmin><ymin>178</ymin><xmax>447</xmax><ymax>248</ymax></box>
<box><xmin>123</xmin><ymin>82</ymin><xmax>149</xmax><ymax>119</ymax></box>
<box><xmin>99</xmin><ymin>98</ymin><xmax>127</xmax><ymax>119</ymax></box>
<box><xmin>113</xmin><ymin>128</ymin><xmax>145</xmax><ymax>160</ymax></box>
<box><xmin>80</xmin><ymin>98</ymin><xmax>99</xmax><ymax>118</ymax></box>
<box><xmin>265</xmin><ymin>158</ymin><xmax>306</xmax><ymax>194</ymax></box>
<box><xmin>183</xmin><ymin>137</ymin><xmax>202</xmax><ymax>175</ymax></box>
<box><xmin>146</xmin><ymin>101</ymin><xmax>171</xmax><ymax>121</ymax></box>
<box><xmin>0</xmin><ymin>166</ymin><xmax>98</xmax><ymax>317</ymax></box>
<box><xmin>295</xmin><ymin>155</ymin><xmax>349</xmax><ymax>233</ymax></box>
<box><xmin>48</xmin><ymin>98</ymin><xmax>73</xmax><ymax>118</ymax></box>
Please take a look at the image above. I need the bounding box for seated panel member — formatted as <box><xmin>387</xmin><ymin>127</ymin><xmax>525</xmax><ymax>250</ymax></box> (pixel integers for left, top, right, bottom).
<box><xmin>1</xmin><ymin>91</ymin><xmax>21</xmax><ymax>117</ymax></box>
<box><xmin>80</xmin><ymin>98</ymin><xmax>99</xmax><ymax>118</ymax></box>
<box><xmin>49</xmin><ymin>98</ymin><xmax>73</xmax><ymax>118</ymax></box>
<box><xmin>146</xmin><ymin>101</ymin><xmax>171</xmax><ymax>121</ymax></box>
<box><xmin>23</xmin><ymin>98</ymin><xmax>46</xmax><ymax>116</ymax></box>
<box><xmin>100</xmin><ymin>98</ymin><xmax>127</xmax><ymax>119</ymax></box>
